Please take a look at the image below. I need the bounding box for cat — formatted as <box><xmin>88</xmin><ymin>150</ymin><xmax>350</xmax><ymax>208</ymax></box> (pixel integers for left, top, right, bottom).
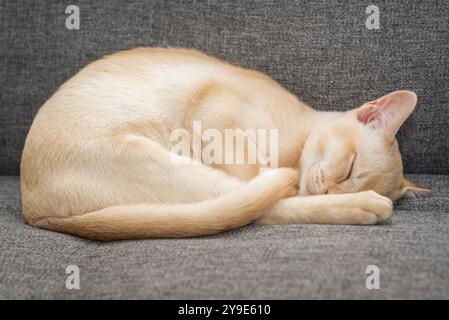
<box><xmin>20</xmin><ymin>48</ymin><xmax>430</xmax><ymax>241</ymax></box>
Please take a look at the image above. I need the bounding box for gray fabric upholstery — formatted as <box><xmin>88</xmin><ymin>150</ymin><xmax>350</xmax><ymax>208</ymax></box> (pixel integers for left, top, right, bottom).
<box><xmin>0</xmin><ymin>0</ymin><xmax>448</xmax><ymax>300</ymax></box>
<box><xmin>0</xmin><ymin>174</ymin><xmax>448</xmax><ymax>299</ymax></box>
<box><xmin>0</xmin><ymin>0</ymin><xmax>448</xmax><ymax>174</ymax></box>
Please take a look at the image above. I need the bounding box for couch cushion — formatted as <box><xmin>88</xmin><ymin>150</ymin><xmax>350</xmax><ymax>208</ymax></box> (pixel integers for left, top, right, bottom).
<box><xmin>0</xmin><ymin>174</ymin><xmax>448</xmax><ymax>299</ymax></box>
<box><xmin>0</xmin><ymin>0</ymin><xmax>448</xmax><ymax>175</ymax></box>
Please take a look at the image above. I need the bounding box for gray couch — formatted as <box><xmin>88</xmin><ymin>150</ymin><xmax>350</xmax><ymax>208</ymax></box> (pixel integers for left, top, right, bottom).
<box><xmin>0</xmin><ymin>0</ymin><xmax>448</xmax><ymax>299</ymax></box>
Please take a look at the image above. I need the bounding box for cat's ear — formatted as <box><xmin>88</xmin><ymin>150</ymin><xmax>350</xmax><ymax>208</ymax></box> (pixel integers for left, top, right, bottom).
<box><xmin>397</xmin><ymin>178</ymin><xmax>431</xmax><ymax>199</ymax></box>
<box><xmin>355</xmin><ymin>90</ymin><xmax>418</xmax><ymax>141</ymax></box>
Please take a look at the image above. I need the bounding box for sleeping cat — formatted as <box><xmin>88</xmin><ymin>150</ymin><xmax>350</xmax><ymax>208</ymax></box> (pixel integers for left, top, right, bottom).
<box><xmin>20</xmin><ymin>48</ymin><xmax>430</xmax><ymax>241</ymax></box>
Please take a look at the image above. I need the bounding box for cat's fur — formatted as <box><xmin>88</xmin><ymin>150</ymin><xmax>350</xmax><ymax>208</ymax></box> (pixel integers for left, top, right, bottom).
<box><xmin>21</xmin><ymin>48</ymin><xmax>430</xmax><ymax>241</ymax></box>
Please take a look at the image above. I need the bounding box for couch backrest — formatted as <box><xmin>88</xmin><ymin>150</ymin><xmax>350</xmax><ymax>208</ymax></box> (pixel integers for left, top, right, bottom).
<box><xmin>1</xmin><ymin>0</ymin><xmax>448</xmax><ymax>175</ymax></box>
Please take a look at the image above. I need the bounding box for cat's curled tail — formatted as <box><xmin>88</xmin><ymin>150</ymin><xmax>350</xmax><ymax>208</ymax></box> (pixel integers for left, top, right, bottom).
<box><xmin>34</xmin><ymin>168</ymin><xmax>298</xmax><ymax>241</ymax></box>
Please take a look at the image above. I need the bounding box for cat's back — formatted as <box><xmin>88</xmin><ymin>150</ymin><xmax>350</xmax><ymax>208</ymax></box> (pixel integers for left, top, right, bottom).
<box><xmin>30</xmin><ymin>47</ymin><xmax>281</xmax><ymax>130</ymax></box>
<box><xmin>36</xmin><ymin>48</ymin><xmax>227</xmax><ymax>122</ymax></box>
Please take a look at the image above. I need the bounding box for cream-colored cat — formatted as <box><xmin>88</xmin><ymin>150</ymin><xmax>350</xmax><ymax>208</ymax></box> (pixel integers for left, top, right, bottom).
<box><xmin>21</xmin><ymin>48</ymin><xmax>430</xmax><ymax>241</ymax></box>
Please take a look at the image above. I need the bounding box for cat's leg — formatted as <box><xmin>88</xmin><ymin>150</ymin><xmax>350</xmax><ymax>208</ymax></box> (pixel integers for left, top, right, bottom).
<box><xmin>101</xmin><ymin>134</ymin><xmax>297</xmax><ymax>205</ymax></box>
<box><xmin>112</xmin><ymin>134</ymin><xmax>244</xmax><ymax>204</ymax></box>
<box><xmin>257</xmin><ymin>190</ymin><xmax>393</xmax><ymax>225</ymax></box>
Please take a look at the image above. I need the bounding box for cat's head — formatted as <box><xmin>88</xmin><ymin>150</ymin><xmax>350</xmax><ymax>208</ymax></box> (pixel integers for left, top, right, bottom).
<box><xmin>299</xmin><ymin>90</ymin><xmax>431</xmax><ymax>200</ymax></box>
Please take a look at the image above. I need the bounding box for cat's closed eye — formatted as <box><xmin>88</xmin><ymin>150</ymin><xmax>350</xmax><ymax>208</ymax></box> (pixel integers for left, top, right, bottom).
<box><xmin>341</xmin><ymin>153</ymin><xmax>356</xmax><ymax>183</ymax></box>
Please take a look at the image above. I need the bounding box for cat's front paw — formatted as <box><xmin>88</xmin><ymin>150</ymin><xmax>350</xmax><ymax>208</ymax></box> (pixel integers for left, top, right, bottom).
<box><xmin>345</xmin><ymin>190</ymin><xmax>393</xmax><ymax>224</ymax></box>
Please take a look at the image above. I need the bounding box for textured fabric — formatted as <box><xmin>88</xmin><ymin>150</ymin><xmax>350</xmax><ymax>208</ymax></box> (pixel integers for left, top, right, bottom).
<box><xmin>0</xmin><ymin>174</ymin><xmax>448</xmax><ymax>299</ymax></box>
<box><xmin>0</xmin><ymin>0</ymin><xmax>448</xmax><ymax>175</ymax></box>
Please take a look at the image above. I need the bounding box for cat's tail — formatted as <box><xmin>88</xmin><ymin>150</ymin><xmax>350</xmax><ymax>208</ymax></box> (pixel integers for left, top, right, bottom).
<box><xmin>34</xmin><ymin>168</ymin><xmax>298</xmax><ymax>241</ymax></box>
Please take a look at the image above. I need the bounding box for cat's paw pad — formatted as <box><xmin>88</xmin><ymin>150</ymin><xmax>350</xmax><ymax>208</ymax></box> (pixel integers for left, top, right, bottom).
<box><xmin>356</xmin><ymin>190</ymin><xmax>393</xmax><ymax>223</ymax></box>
